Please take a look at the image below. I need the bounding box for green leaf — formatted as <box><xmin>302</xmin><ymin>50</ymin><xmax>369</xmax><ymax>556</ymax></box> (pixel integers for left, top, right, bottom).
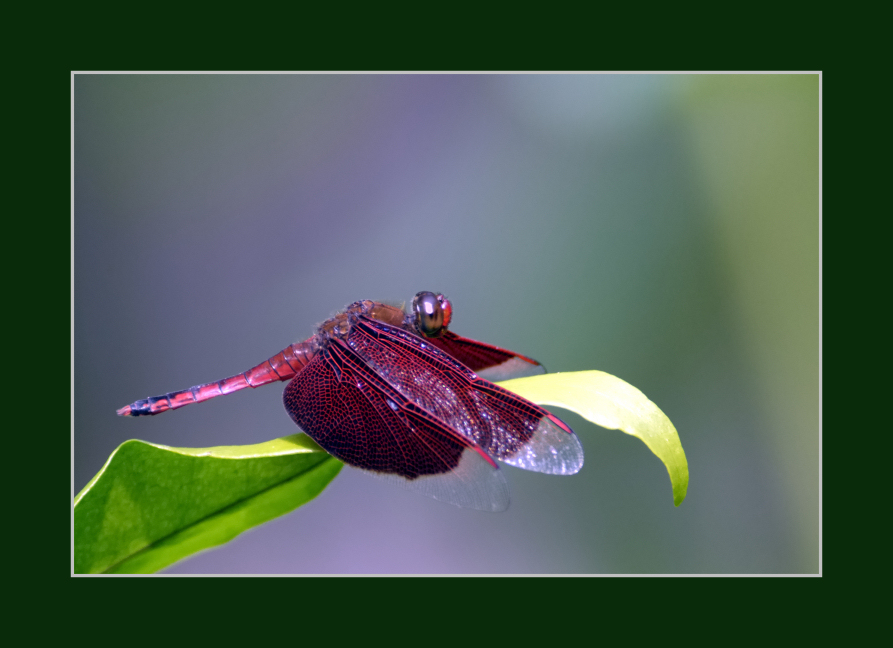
<box><xmin>75</xmin><ymin>370</ymin><xmax>685</xmax><ymax>573</ymax></box>
<box><xmin>74</xmin><ymin>433</ymin><xmax>342</xmax><ymax>574</ymax></box>
<box><xmin>498</xmin><ymin>371</ymin><xmax>689</xmax><ymax>506</ymax></box>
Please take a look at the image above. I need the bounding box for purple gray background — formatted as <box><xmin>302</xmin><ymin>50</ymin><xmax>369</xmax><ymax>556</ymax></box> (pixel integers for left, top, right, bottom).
<box><xmin>74</xmin><ymin>73</ymin><xmax>819</xmax><ymax>574</ymax></box>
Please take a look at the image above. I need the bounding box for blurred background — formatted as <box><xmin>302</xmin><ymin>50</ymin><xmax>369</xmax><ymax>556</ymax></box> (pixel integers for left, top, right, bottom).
<box><xmin>74</xmin><ymin>73</ymin><xmax>819</xmax><ymax>574</ymax></box>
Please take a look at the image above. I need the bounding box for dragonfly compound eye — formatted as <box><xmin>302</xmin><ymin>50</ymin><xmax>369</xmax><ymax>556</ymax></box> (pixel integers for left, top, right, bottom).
<box><xmin>413</xmin><ymin>291</ymin><xmax>445</xmax><ymax>337</ymax></box>
<box><xmin>437</xmin><ymin>294</ymin><xmax>452</xmax><ymax>328</ymax></box>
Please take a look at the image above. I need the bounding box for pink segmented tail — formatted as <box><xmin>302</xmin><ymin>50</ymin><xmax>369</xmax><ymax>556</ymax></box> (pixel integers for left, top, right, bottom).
<box><xmin>117</xmin><ymin>339</ymin><xmax>318</xmax><ymax>417</ymax></box>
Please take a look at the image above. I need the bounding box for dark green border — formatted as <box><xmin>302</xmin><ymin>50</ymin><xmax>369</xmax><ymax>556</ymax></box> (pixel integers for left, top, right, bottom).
<box><xmin>44</xmin><ymin>15</ymin><xmax>830</xmax><ymax>623</ymax></box>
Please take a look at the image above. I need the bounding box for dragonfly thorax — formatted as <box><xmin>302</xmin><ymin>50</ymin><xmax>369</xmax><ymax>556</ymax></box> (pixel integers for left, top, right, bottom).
<box><xmin>315</xmin><ymin>300</ymin><xmax>410</xmax><ymax>345</ymax></box>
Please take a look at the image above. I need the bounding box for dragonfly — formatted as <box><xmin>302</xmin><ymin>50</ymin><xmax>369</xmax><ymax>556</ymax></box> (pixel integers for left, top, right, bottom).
<box><xmin>117</xmin><ymin>291</ymin><xmax>583</xmax><ymax>511</ymax></box>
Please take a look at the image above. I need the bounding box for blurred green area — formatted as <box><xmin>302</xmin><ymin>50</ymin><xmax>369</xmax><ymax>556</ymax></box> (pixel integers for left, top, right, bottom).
<box><xmin>683</xmin><ymin>75</ymin><xmax>819</xmax><ymax>571</ymax></box>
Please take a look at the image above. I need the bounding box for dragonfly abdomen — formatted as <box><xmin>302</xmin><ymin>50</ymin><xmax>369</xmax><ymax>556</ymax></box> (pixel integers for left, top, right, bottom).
<box><xmin>116</xmin><ymin>339</ymin><xmax>318</xmax><ymax>416</ymax></box>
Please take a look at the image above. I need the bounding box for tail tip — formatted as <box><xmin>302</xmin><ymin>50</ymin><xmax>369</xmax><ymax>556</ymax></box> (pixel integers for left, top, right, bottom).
<box><xmin>116</xmin><ymin>405</ymin><xmax>133</xmax><ymax>417</ymax></box>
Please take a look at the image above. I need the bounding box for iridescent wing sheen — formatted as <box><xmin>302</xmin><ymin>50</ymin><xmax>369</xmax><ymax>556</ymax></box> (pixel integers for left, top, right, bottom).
<box><xmin>283</xmin><ymin>338</ymin><xmax>510</xmax><ymax>512</ymax></box>
<box><xmin>347</xmin><ymin>317</ymin><xmax>583</xmax><ymax>476</ymax></box>
<box><xmin>426</xmin><ymin>330</ymin><xmax>547</xmax><ymax>381</ymax></box>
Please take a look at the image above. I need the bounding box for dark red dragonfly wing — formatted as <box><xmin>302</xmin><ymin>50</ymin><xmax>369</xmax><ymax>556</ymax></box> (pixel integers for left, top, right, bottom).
<box><xmin>426</xmin><ymin>330</ymin><xmax>546</xmax><ymax>381</ymax></box>
<box><xmin>347</xmin><ymin>317</ymin><xmax>583</xmax><ymax>475</ymax></box>
<box><xmin>283</xmin><ymin>339</ymin><xmax>510</xmax><ymax>512</ymax></box>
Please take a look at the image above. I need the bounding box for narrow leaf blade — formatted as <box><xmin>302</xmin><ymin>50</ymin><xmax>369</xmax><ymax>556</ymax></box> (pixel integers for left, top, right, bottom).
<box><xmin>497</xmin><ymin>371</ymin><xmax>689</xmax><ymax>506</ymax></box>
